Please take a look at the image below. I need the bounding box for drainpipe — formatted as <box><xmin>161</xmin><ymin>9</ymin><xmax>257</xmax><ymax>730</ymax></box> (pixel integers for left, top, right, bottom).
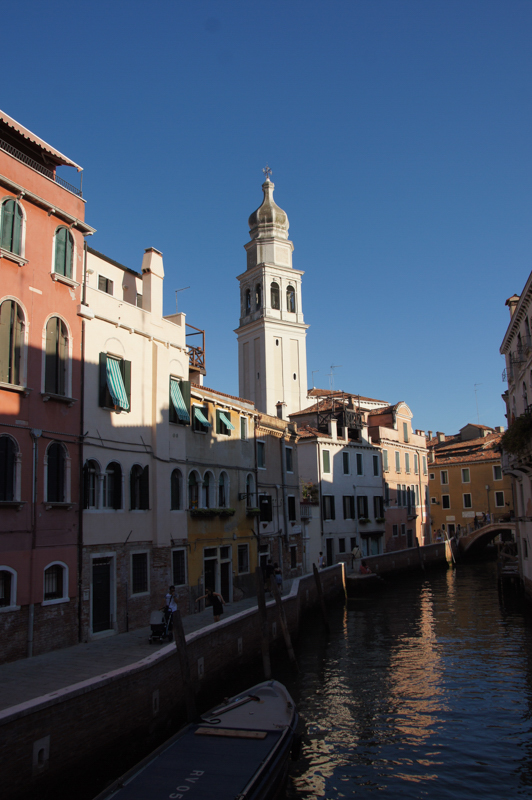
<box><xmin>28</xmin><ymin>428</ymin><xmax>42</xmax><ymax>658</ymax></box>
<box><xmin>77</xmin><ymin>239</ymin><xmax>88</xmax><ymax>643</ymax></box>
<box><xmin>280</xmin><ymin>437</ymin><xmax>289</xmax><ymax>573</ymax></box>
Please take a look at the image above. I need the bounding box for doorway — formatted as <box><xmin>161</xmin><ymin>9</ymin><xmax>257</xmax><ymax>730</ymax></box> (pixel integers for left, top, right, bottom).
<box><xmin>92</xmin><ymin>557</ymin><xmax>112</xmax><ymax>633</ymax></box>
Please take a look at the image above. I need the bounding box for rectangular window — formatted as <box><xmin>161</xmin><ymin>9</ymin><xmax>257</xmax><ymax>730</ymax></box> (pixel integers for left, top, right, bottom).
<box><xmin>403</xmin><ymin>422</ymin><xmax>409</xmax><ymax>442</ymax></box>
<box><xmin>356</xmin><ymin>453</ymin><xmax>363</xmax><ymax>475</ymax></box>
<box><xmin>384</xmin><ymin>482</ymin><xmax>390</xmax><ymax>503</ymax></box>
<box><xmin>357</xmin><ymin>495</ymin><xmax>368</xmax><ymax>519</ymax></box>
<box><xmin>373</xmin><ymin>455</ymin><xmax>379</xmax><ymax>476</ymax></box>
<box><xmin>405</xmin><ymin>453</ymin><xmax>410</xmax><ymax>474</ymax></box>
<box><xmin>286</xmin><ymin>447</ymin><xmax>293</xmax><ymax>473</ymax></box>
<box><xmin>429</xmin><ymin>473</ymin><xmax>435</xmax><ymax>480</ymax></box>
<box><xmin>401</xmin><ymin>523</ymin><xmax>406</xmax><ymax>536</ymax></box>
<box><xmin>237</xmin><ymin>544</ymin><xmax>249</xmax><ymax>574</ymax></box>
<box><xmin>383</xmin><ymin>450</ymin><xmax>389</xmax><ymax>472</ymax></box>
<box><xmin>99</xmin><ymin>353</ymin><xmax>131</xmax><ymax>412</ymax></box>
<box><xmin>396</xmin><ymin>484</ymin><xmax>402</xmax><ymax>507</ymax></box>
<box><xmin>493</xmin><ymin>465</ymin><xmax>502</xmax><ymax>481</ymax></box>
<box><xmin>415</xmin><ymin>484</ymin><xmax>420</xmax><ymax>506</ymax></box>
<box><xmin>259</xmin><ymin>494</ymin><xmax>272</xmax><ymax>522</ymax></box>
<box><xmin>287</xmin><ymin>495</ymin><xmax>296</xmax><ymax>521</ymax></box>
<box><xmin>440</xmin><ymin>471</ymin><xmax>448</xmax><ymax>485</ymax></box>
<box><xmin>373</xmin><ymin>496</ymin><xmax>384</xmax><ymax>518</ymax></box>
<box><xmin>442</xmin><ymin>495</ymin><xmax>451</xmax><ymax>509</ymax></box>
<box><xmin>343</xmin><ymin>452</ymin><xmax>350</xmax><ymax>475</ymax></box>
<box><xmin>461</xmin><ymin>468</ymin><xmax>470</xmax><ymax>483</ymax></box>
<box><xmin>131</xmin><ymin>553</ymin><xmax>148</xmax><ymax>594</ymax></box>
<box><xmin>392</xmin><ymin>524</ymin><xmax>398</xmax><ymax>537</ymax></box>
<box><xmin>290</xmin><ymin>545</ymin><xmax>297</xmax><ymax>569</ymax></box>
<box><xmin>338</xmin><ymin>538</ymin><xmax>346</xmax><ymax>554</ymax></box>
<box><xmin>463</xmin><ymin>493</ymin><xmax>472</xmax><ymax>509</ymax></box>
<box><xmin>323</xmin><ymin>450</ymin><xmax>331</xmax><ymax>474</ymax></box>
<box><xmin>169</xmin><ymin>378</ymin><xmax>191</xmax><ymax>424</ymax></box>
<box><xmin>136</xmin><ymin>293</ymin><xmax>143</xmax><ymax>308</ymax></box>
<box><xmin>422</xmin><ymin>456</ymin><xmax>427</xmax><ymax>475</ymax></box>
<box><xmin>172</xmin><ymin>549</ymin><xmax>186</xmax><ymax>586</ymax></box>
<box><xmin>193</xmin><ymin>405</ymin><xmax>211</xmax><ymax>433</ymax></box>
<box><xmin>395</xmin><ymin>451</ymin><xmax>401</xmax><ymax>472</ymax></box>
<box><xmin>431</xmin><ymin>497</ymin><xmax>438</xmax><ymax>504</ymax></box>
<box><xmin>257</xmin><ymin>441</ymin><xmax>266</xmax><ymax>469</ymax></box>
<box><xmin>98</xmin><ymin>275</ymin><xmax>114</xmax><ymax>295</ymax></box>
<box><xmin>414</xmin><ymin>454</ymin><xmax>419</xmax><ymax>474</ymax></box>
<box><xmin>240</xmin><ymin>416</ymin><xmax>248</xmax><ymax>439</ymax></box>
<box><xmin>323</xmin><ymin>495</ymin><xmax>335</xmax><ymax>520</ymax></box>
<box><xmin>216</xmin><ymin>409</ymin><xmax>234</xmax><ymax>435</ymax></box>
<box><xmin>495</xmin><ymin>491</ymin><xmax>505</xmax><ymax>508</ymax></box>
<box><xmin>343</xmin><ymin>495</ymin><xmax>355</xmax><ymax>519</ymax></box>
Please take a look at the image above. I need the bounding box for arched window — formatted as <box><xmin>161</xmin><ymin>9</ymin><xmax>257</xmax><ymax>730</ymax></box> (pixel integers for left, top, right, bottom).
<box><xmin>130</xmin><ymin>465</ymin><xmax>149</xmax><ymax>510</ymax></box>
<box><xmin>54</xmin><ymin>227</ymin><xmax>74</xmax><ymax>279</ymax></box>
<box><xmin>246</xmin><ymin>473</ymin><xmax>255</xmax><ymax>507</ymax></box>
<box><xmin>286</xmin><ymin>285</ymin><xmax>296</xmax><ymax>313</ymax></box>
<box><xmin>255</xmin><ymin>283</ymin><xmax>262</xmax><ymax>310</ymax></box>
<box><xmin>1</xmin><ymin>199</ymin><xmax>23</xmax><ymax>255</ymax></box>
<box><xmin>203</xmin><ymin>471</ymin><xmax>213</xmax><ymax>508</ymax></box>
<box><xmin>45</xmin><ymin>317</ymin><xmax>68</xmax><ymax>396</ymax></box>
<box><xmin>47</xmin><ymin>442</ymin><xmax>66</xmax><ymax>503</ymax></box>
<box><xmin>219</xmin><ymin>472</ymin><xmax>228</xmax><ymax>507</ymax></box>
<box><xmin>270</xmin><ymin>282</ymin><xmax>280</xmax><ymax>310</ymax></box>
<box><xmin>244</xmin><ymin>289</ymin><xmax>251</xmax><ymax>316</ymax></box>
<box><xmin>0</xmin><ymin>435</ymin><xmax>17</xmax><ymax>501</ymax></box>
<box><xmin>0</xmin><ymin>299</ymin><xmax>24</xmax><ymax>385</ymax></box>
<box><xmin>0</xmin><ymin>567</ymin><xmax>16</xmax><ymax>608</ymax></box>
<box><xmin>43</xmin><ymin>562</ymin><xmax>67</xmax><ymax>602</ymax></box>
<box><xmin>188</xmin><ymin>471</ymin><xmax>199</xmax><ymax>509</ymax></box>
<box><xmin>103</xmin><ymin>462</ymin><xmax>122</xmax><ymax>509</ymax></box>
<box><xmin>83</xmin><ymin>459</ymin><xmax>100</xmax><ymax>509</ymax></box>
<box><xmin>171</xmin><ymin>469</ymin><xmax>182</xmax><ymax>510</ymax></box>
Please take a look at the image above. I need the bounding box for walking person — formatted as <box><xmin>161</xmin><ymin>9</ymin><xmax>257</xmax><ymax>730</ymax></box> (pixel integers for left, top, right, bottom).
<box><xmin>264</xmin><ymin>558</ymin><xmax>275</xmax><ymax>592</ymax></box>
<box><xmin>318</xmin><ymin>552</ymin><xmax>325</xmax><ymax>569</ymax></box>
<box><xmin>196</xmin><ymin>587</ymin><xmax>226</xmax><ymax>622</ymax></box>
<box><xmin>273</xmin><ymin>563</ymin><xmax>283</xmax><ymax>594</ymax></box>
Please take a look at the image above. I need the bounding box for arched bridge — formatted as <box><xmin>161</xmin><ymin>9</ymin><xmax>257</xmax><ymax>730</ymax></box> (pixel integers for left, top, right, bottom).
<box><xmin>458</xmin><ymin>522</ymin><xmax>516</xmax><ymax>556</ymax></box>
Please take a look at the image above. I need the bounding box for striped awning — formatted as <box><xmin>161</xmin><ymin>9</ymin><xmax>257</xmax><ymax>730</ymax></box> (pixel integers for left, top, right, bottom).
<box><xmin>106</xmin><ymin>358</ymin><xmax>129</xmax><ymax>410</ymax></box>
<box><xmin>219</xmin><ymin>411</ymin><xmax>235</xmax><ymax>430</ymax></box>
<box><xmin>170</xmin><ymin>379</ymin><xmax>190</xmax><ymax>423</ymax></box>
<box><xmin>194</xmin><ymin>406</ymin><xmax>211</xmax><ymax>427</ymax></box>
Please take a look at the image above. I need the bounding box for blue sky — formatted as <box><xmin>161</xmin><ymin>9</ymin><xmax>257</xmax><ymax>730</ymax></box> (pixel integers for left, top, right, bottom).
<box><xmin>5</xmin><ymin>1</ymin><xmax>531</xmax><ymax>434</ymax></box>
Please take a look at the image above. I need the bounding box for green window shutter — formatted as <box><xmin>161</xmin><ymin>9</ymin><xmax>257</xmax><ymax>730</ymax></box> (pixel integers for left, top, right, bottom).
<box><xmin>55</xmin><ymin>228</ymin><xmax>66</xmax><ymax>276</ymax></box>
<box><xmin>13</xmin><ymin>305</ymin><xmax>22</xmax><ymax>386</ymax></box>
<box><xmin>1</xmin><ymin>200</ymin><xmax>14</xmax><ymax>251</ymax></box>
<box><xmin>58</xmin><ymin>321</ymin><xmax>68</xmax><ymax>396</ymax></box>
<box><xmin>0</xmin><ymin>300</ymin><xmax>12</xmax><ymax>383</ymax></box>
<box><xmin>65</xmin><ymin>230</ymin><xmax>73</xmax><ymax>278</ymax></box>
<box><xmin>123</xmin><ymin>360</ymin><xmax>131</xmax><ymax>412</ymax></box>
<box><xmin>45</xmin><ymin>317</ymin><xmax>58</xmax><ymax>393</ymax></box>
<box><xmin>99</xmin><ymin>352</ymin><xmax>108</xmax><ymax>407</ymax></box>
<box><xmin>12</xmin><ymin>202</ymin><xmax>22</xmax><ymax>256</ymax></box>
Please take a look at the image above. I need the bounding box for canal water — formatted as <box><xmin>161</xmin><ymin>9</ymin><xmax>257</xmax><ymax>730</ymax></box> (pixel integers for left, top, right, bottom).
<box><xmin>284</xmin><ymin>561</ymin><xmax>532</xmax><ymax>799</ymax></box>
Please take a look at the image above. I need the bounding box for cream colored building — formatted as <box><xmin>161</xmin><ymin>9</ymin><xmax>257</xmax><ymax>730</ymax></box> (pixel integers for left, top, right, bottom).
<box><xmin>235</xmin><ymin>176</ymin><xmax>309</xmax><ymax>419</ymax></box>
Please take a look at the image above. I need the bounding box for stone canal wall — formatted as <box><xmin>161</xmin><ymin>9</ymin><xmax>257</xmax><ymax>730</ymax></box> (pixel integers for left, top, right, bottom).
<box><xmin>1</xmin><ymin>565</ymin><xmax>344</xmax><ymax>800</ymax></box>
<box><xmin>361</xmin><ymin>542</ymin><xmax>453</xmax><ymax>575</ymax></box>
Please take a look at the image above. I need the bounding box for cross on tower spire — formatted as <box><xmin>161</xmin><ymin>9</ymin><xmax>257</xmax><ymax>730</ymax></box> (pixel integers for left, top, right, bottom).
<box><xmin>262</xmin><ymin>164</ymin><xmax>272</xmax><ymax>182</ymax></box>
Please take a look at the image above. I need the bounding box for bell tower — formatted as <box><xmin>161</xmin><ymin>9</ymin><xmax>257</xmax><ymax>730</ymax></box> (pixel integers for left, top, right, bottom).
<box><xmin>235</xmin><ymin>172</ymin><xmax>309</xmax><ymax>418</ymax></box>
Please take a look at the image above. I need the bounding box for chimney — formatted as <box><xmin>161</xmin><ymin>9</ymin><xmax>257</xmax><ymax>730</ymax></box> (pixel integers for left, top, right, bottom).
<box><xmin>437</xmin><ymin>431</ymin><xmax>445</xmax><ymax>443</ymax></box>
<box><xmin>328</xmin><ymin>419</ymin><xmax>337</xmax><ymax>440</ymax></box>
<box><xmin>495</xmin><ymin>426</ymin><xmax>505</xmax><ymax>433</ymax></box>
<box><xmin>141</xmin><ymin>248</ymin><xmax>164</xmax><ymax>317</ymax></box>
<box><xmin>506</xmin><ymin>295</ymin><xmax>520</xmax><ymax>318</ymax></box>
<box><xmin>428</xmin><ymin>430</ymin><xmax>433</xmax><ymax>441</ymax></box>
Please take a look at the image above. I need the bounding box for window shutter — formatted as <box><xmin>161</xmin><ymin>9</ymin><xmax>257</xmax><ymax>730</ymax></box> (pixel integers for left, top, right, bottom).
<box><xmin>99</xmin><ymin>353</ymin><xmax>108</xmax><ymax>406</ymax></box>
<box><xmin>65</xmin><ymin>230</ymin><xmax>73</xmax><ymax>278</ymax></box>
<box><xmin>55</xmin><ymin>228</ymin><xmax>66</xmax><ymax>276</ymax></box>
<box><xmin>140</xmin><ymin>466</ymin><xmax>149</xmax><ymax>509</ymax></box>
<box><xmin>45</xmin><ymin>318</ymin><xmax>58</xmax><ymax>393</ymax></box>
<box><xmin>180</xmin><ymin>380</ymin><xmax>191</xmax><ymax>419</ymax></box>
<box><xmin>0</xmin><ymin>300</ymin><xmax>12</xmax><ymax>383</ymax></box>
<box><xmin>58</xmin><ymin>321</ymin><xmax>67</xmax><ymax>396</ymax></box>
<box><xmin>216</xmin><ymin>410</ymin><xmax>221</xmax><ymax>434</ymax></box>
<box><xmin>122</xmin><ymin>360</ymin><xmax>131</xmax><ymax>412</ymax></box>
<box><xmin>12</xmin><ymin>202</ymin><xmax>22</xmax><ymax>255</ymax></box>
<box><xmin>1</xmin><ymin>200</ymin><xmax>14</xmax><ymax>251</ymax></box>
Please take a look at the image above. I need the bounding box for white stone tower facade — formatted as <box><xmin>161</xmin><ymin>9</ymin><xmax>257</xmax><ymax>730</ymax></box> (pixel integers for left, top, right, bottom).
<box><xmin>235</xmin><ymin>177</ymin><xmax>308</xmax><ymax>418</ymax></box>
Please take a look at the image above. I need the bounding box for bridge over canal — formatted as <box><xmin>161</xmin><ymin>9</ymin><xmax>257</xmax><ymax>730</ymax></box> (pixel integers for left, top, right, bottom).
<box><xmin>458</xmin><ymin>521</ymin><xmax>516</xmax><ymax>556</ymax></box>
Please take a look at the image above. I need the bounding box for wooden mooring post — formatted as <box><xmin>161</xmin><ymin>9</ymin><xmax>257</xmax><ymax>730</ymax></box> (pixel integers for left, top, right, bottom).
<box><xmin>172</xmin><ymin>609</ymin><xmax>197</xmax><ymax>722</ymax></box>
<box><xmin>270</xmin><ymin>579</ymin><xmax>299</xmax><ymax>673</ymax></box>
<box><xmin>255</xmin><ymin>567</ymin><xmax>272</xmax><ymax>680</ymax></box>
<box><xmin>313</xmin><ymin>563</ymin><xmax>330</xmax><ymax>632</ymax></box>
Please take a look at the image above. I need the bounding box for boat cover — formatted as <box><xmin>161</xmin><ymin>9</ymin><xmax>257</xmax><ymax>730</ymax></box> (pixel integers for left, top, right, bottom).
<box><xmin>104</xmin><ymin>725</ymin><xmax>284</xmax><ymax>800</ymax></box>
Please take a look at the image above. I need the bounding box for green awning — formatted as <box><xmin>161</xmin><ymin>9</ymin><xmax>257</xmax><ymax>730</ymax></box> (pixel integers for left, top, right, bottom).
<box><xmin>170</xmin><ymin>379</ymin><xmax>190</xmax><ymax>422</ymax></box>
<box><xmin>106</xmin><ymin>358</ymin><xmax>129</xmax><ymax>410</ymax></box>
<box><xmin>194</xmin><ymin>406</ymin><xmax>211</xmax><ymax>427</ymax></box>
<box><xmin>219</xmin><ymin>411</ymin><xmax>235</xmax><ymax>430</ymax></box>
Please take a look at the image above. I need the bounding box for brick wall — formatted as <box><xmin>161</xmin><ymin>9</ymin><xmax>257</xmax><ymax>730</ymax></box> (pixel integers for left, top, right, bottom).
<box><xmin>1</xmin><ymin>566</ymin><xmax>344</xmax><ymax>799</ymax></box>
<box><xmin>0</xmin><ymin>600</ymin><xmax>79</xmax><ymax>666</ymax></box>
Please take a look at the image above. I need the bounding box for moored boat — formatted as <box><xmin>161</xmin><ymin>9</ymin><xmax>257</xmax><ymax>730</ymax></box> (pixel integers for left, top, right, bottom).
<box><xmin>93</xmin><ymin>680</ymin><xmax>299</xmax><ymax>800</ymax></box>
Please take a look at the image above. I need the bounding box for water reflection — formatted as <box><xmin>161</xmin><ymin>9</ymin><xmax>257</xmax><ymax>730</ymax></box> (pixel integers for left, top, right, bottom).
<box><xmin>286</xmin><ymin>562</ymin><xmax>532</xmax><ymax>799</ymax></box>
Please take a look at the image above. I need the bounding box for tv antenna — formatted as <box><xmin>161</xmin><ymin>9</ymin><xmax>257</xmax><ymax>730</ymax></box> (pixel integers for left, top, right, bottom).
<box><xmin>474</xmin><ymin>383</ymin><xmax>482</xmax><ymax>424</ymax></box>
<box><xmin>175</xmin><ymin>287</ymin><xmax>190</xmax><ymax>313</ymax></box>
<box><xmin>328</xmin><ymin>365</ymin><xmax>342</xmax><ymax>391</ymax></box>
<box><xmin>311</xmin><ymin>370</ymin><xmax>319</xmax><ymax>388</ymax></box>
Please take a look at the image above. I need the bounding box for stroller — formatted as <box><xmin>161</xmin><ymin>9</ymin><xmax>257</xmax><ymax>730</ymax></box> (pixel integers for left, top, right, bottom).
<box><xmin>149</xmin><ymin>608</ymin><xmax>173</xmax><ymax>644</ymax></box>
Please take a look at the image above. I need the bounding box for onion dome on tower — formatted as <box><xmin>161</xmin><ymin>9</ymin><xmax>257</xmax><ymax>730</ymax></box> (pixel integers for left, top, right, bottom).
<box><xmin>248</xmin><ymin>175</ymin><xmax>289</xmax><ymax>241</ymax></box>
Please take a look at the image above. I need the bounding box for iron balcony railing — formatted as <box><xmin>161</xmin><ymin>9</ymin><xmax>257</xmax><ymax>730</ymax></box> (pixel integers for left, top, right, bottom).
<box><xmin>502</xmin><ymin>366</ymin><xmax>514</xmax><ymax>383</ymax></box>
<box><xmin>0</xmin><ymin>137</ymin><xmax>82</xmax><ymax>197</ymax></box>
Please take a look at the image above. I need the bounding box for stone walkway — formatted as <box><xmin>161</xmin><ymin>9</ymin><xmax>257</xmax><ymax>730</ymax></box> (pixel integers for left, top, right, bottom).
<box><xmin>0</xmin><ymin>593</ymin><xmax>267</xmax><ymax>713</ymax></box>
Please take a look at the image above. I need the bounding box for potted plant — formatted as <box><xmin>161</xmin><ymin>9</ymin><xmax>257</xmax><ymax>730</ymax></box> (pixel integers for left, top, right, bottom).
<box><xmin>246</xmin><ymin>507</ymin><xmax>260</xmax><ymax>517</ymax></box>
<box><xmin>218</xmin><ymin>507</ymin><xmax>236</xmax><ymax>517</ymax></box>
<box><xmin>358</xmin><ymin>517</ymin><xmax>370</xmax><ymax>524</ymax></box>
<box><xmin>189</xmin><ymin>508</ymin><xmax>218</xmax><ymax>518</ymax></box>
<box><xmin>376</xmin><ymin>517</ymin><xmax>386</xmax><ymax>523</ymax></box>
